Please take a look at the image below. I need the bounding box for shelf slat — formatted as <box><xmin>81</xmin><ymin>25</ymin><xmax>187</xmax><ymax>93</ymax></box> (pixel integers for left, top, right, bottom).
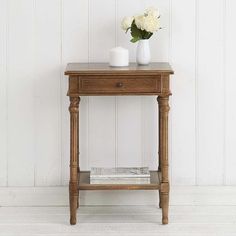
<box><xmin>78</xmin><ymin>171</ymin><xmax>161</xmax><ymax>190</ymax></box>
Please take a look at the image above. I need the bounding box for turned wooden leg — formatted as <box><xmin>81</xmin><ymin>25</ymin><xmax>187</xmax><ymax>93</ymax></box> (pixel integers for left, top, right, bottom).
<box><xmin>160</xmin><ymin>192</ymin><xmax>169</xmax><ymax>224</ymax></box>
<box><xmin>69</xmin><ymin>96</ymin><xmax>80</xmax><ymax>225</ymax></box>
<box><xmin>69</xmin><ymin>192</ymin><xmax>77</xmax><ymax>225</ymax></box>
<box><xmin>158</xmin><ymin>99</ymin><xmax>161</xmax><ymax>173</ymax></box>
<box><xmin>157</xmin><ymin>96</ymin><xmax>170</xmax><ymax>225</ymax></box>
<box><xmin>158</xmin><ymin>103</ymin><xmax>161</xmax><ymax>208</ymax></box>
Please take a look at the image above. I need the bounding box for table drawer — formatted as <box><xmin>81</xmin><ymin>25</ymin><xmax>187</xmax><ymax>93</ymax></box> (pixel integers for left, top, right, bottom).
<box><xmin>78</xmin><ymin>76</ymin><xmax>161</xmax><ymax>94</ymax></box>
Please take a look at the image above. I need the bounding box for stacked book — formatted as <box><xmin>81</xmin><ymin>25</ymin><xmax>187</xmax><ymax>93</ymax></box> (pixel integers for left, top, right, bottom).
<box><xmin>90</xmin><ymin>167</ymin><xmax>150</xmax><ymax>184</ymax></box>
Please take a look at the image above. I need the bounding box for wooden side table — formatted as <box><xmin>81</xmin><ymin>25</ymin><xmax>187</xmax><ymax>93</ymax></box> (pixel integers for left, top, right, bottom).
<box><xmin>65</xmin><ymin>63</ymin><xmax>174</xmax><ymax>225</ymax></box>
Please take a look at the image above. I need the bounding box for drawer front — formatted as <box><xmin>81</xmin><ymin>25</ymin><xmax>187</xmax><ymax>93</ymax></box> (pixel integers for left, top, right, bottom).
<box><xmin>78</xmin><ymin>76</ymin><xmax>161</xmax><ymax>94</ymax></box>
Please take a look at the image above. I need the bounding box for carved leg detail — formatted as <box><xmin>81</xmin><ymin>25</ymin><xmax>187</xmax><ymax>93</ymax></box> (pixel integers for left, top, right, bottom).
<box><xmin>158</xmin><ymin>102</ymin><xmax>161</xmax><ymax>172</ymax></box>
<box><xmin>69</xmin><ymin>97</ymin><xmax>80</xmax><ymax>225</ymax></box>
<box><xmin>158</xmin><ymin>102</ymin><xmax>161</xmax><ymax>208</ymax></box>
<box><xmin>157</xmin><ymin>96</ymin><xmax>170</xmax><ymax>225</ymax></box>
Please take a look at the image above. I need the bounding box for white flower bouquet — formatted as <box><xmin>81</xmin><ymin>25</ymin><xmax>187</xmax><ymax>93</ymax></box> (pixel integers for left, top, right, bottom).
<box><xmin>121</xmin><ymin>7</ymin><xmax>161</xmax><ymax>43</ymax></box>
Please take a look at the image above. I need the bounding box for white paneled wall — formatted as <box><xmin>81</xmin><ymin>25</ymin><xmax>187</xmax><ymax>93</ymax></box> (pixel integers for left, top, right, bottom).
<box><xmin>225</xmin><ymin>0</ymin><xmax>236</xmax><ymax>185</ymax></box>
<box><xmin>197</xmin><ymin>0</ymin><xmax>225</xmax><ymax>185</ymax></box>
<box><xmin>0</xmin><ymin>0</ymin><xmax>235</xmax><ymax>187</ymax></box>
<box><xmin>171</xmin><ymin>0</ymin><xmax>196</xmax><ymax>185</ymax></box>
<box><xmin>7</xmin><ymin>0</ymin><xmax>35</xmax><ymax>186</ymax></box>
<box><xmin>0</xmin><ymin>0</ymin><xmax>7</xmax><ymax>186</ymax></box>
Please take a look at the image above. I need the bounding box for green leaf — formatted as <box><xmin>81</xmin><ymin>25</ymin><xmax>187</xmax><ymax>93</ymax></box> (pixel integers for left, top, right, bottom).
<box><xmin>129</xmin><ymin>20</ymin><xmax>154</xmax><ymax>42</ymax></box>
<box><xmin>143</xmin><ymin>30</ymin><xmax>149</xmax><ymax>39</ymax></box>
<box><xmin>130</xmin><ymin>21</ymin><xmax>142</xmax><ymax>39</ymax></box>
<box><xmin>147</xmin><ymin>32</ymin><xmax>153</xmax><ymax>39</ymax></box>
<box><xmin>130</xmin><ymin>37</ymin><xmax>140</xmax><ymax>43</ymax></box>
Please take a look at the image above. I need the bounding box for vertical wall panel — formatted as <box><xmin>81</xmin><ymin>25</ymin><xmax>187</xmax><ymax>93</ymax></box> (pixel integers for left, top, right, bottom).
<box><xmin>35</xmin><ymin>0</ymin><xmax>61</xmax><ymax>186</ymax></box>
<box><xmin>88</xmin><ymin>97</ymin><xmax>116</xmax><ymax>168</ymax></box>
<box><xmin>117</xmin><ymin>97</ymin><xmax>142</xmax><ymax>167</ymax></box>
<box><xmin>89</xmin><ymin>0</ymin><xmax>116</xmax><ymax>62</ymax></box>
<box><xmin>225</xmin><ymin>0</ymin><xmax>236</xmax><ymax>184</ymax></box>
<box><xmin>62</xmin><ymin>0</ymin><xmax>89</xmax><ymax>184</ymax></box>
<box><xmin>78</xmin><ymin>97</ymin><xmax>89</xmax><ymax>171</ymax></box>
<box><xmin>141</xmin><ymin>97</ymin><xmax>158</xmax><ymax>170</ymax></box>
<box><xmin>197</xmin><ymin>0</ymin><xmax>224</xmax><ymax>185</ymax></box>
<box><xmin>7</xmin><ymin>0</ymin><xmax>35</xmax><ymax>186</ymax></box>
<box><xmin>0</xmin><ymin>0</ymin><xmax>7</xmax><ymax>186</ymax></box>
<box><xmin>171</xmin><ymin>0</ymin><xmax>196</xmax><ymax>185</ymax></box>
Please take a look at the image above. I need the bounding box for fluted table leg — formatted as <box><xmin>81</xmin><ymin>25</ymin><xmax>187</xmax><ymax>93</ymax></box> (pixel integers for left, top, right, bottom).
<box><xmin>158</xmin><ymin>100</ymin><xmax>162</xmax><ymax>208</ymax></box>
<box><xmin>157</xmin><ymin>96</ymin><xmax>170</xmax><ymax>225</ymax></box>
<box><xmin>69</xmin><ymin>96</ymin><xmax>80</xmax><ymax>225</ymax></box>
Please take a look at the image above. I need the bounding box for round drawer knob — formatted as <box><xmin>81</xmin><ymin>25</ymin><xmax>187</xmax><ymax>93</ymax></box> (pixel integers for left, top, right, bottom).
<box><xmin>116</xmin><ymin>82</ymin><xmax>123</xmax><ymax>88</ymax></box>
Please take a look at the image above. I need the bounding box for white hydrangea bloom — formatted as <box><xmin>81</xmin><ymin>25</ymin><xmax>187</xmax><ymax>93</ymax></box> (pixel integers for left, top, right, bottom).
<box><xmin>142</xmin><ymin>14</ymin><xmax>160</xmax><ymax>33</ymax></box>
<box><xmin>121</xmin><ymin>16</ymin><xmax>134</xmax><ymax>31</ymax></box>
<box><xmin>134</xmin><ymin>13</ymin><xmax>160</xmax><ymax>33</ymax></box>
<box><xmin>134</xmin><ymin>15</ymin><xmax>146</xmax><ymax>30</ymax></box>
<box><xmin>145</xmin><ymin>7</ymin><xmax>160</xmax><ymax>18</ymax></box>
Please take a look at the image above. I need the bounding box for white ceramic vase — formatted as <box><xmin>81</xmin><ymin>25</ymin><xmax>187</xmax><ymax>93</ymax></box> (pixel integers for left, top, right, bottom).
<box><xmin>136</xmin><ymin>39</ymin><xmax>151</xmax><ymax>65</ymax></box>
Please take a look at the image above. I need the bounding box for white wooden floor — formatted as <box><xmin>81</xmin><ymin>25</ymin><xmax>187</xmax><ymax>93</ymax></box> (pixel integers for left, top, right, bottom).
<box><xmin>0</xmin><ymin>205</ymin><xmax>236</xmax><ymax>236</ymax></box>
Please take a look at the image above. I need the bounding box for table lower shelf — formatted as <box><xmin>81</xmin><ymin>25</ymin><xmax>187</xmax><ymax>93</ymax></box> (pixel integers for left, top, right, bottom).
<box><xmin>78</xmin><ymin>171</ymin><xmax>161</xmax><ymax>190</ymax></box>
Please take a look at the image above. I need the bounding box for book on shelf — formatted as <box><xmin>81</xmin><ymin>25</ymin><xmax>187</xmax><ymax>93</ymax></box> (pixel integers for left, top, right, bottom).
<box><xmin>90</xmin><ymin>167</ymin><xmax>150</xmax><ymax>184</ymax></box>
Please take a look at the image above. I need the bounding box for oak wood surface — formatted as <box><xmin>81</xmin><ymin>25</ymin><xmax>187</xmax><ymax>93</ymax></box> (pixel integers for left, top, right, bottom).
<box><xmin>65</xmin><ymin>62</ymin><xmax>174</xmax><ymax>75</ymax></box>
<box><xmin>78</xmin><ymin>75</ymin><xmax>161</xmax><ymax>95</ymax></box>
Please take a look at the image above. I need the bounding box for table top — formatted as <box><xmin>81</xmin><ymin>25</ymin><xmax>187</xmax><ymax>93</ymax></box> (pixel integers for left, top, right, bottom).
<box><xmin>65</xmin><ymin>62</ymin><xmax>174</xmax><ymax>76</ymax></box>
